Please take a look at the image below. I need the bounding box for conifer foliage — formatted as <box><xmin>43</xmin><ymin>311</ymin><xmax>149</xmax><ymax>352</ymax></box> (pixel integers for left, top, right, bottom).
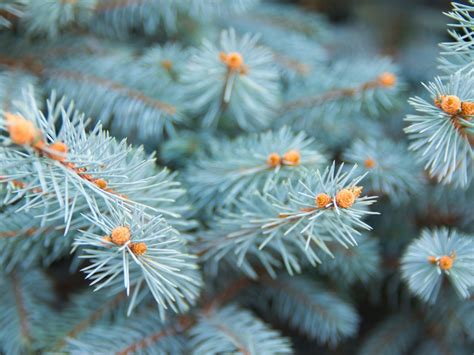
<box><xmin>0</xmin><ymin>1</ymin><xmax>472</xmax><ymax>354</ymax></box>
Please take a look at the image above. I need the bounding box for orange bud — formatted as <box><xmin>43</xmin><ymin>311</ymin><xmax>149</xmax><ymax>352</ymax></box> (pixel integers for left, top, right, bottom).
<box><xmin>427</xmin><ymin>255</ymin><xmax>437</xmax><ymax>264</ymax></box>
<box><xmin>47</xmin><ymin>141</ymin><xmax>68</xmax><ymax>162</ymax></box>
<box><xmin>461</xmin><ymin>101</ymin><xmax>474</xmax><ymax>116</ymax></box>
<box><xmin>110</xmin><ymin>226</ymin><xmax>131</xmax><ymax>246</ymax></box>
<box><xmin>130</xmin><ymin>242</ymin><xmax>147</xmax><ymax>255</ymax></box>
<box><xmin>95</xmin><ymin>178</ymin><xmax>107</xmax><ymax>189</ymax></box>
<box><xmin>267</xmin><ymin>153</ymin><xmax>281</xmax><ymax>167</ymax></box>
<box><xmin>5</xmin><ymin>113</ymin><xmax>37</xmax><ymax>145</ymax></box>
<box><xmin>225</xmin><ymin>52</ymin><xmax>244</xmax><ymax>70</ymax></box>
<box><xmin>335</xmin><ymin>189</ymin><xmax>355</xmax><ymax>208</ymax></box>
<box><xmin>438</xmin><ymin>255</ymin><xmax>454</xmax><ymax>270</ymax></box>
<box><xmin>283</xmin><ymin>150</ymin><xmax>301</xmax><ymax>166</ymax></box>
<box><xmin>364</xmin><ymin>158</ymin><xmax>376</xmax><ymax>169</ymax></box>
<box><xmin>161</xmin><ymin>59</ymin><xmax>173</xmax><ymax>71</ymax></box>
<box><xmin>378</xmin><ymin>72</ymin><xmax>396</xmax><ymax>87</ymax></box>
<box><xmin>441</xmin><ymin>95</ymin><xmax>461</xmax><ymax>115</ymax></box>
<box><xmin>315</xmin><ymin>193</ymin><xmax>331</xmax><ymax>208</ymax></box>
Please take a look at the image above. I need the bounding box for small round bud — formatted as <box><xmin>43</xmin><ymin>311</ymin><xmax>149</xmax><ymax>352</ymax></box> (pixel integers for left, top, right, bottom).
<box><xmin>283</xmin><ymin>150</ymin><xmax>301</xmax><ymax>166</ymax></box>
<box><xmin>160</xmin><ymin>60</ymin><xmax>173</xmax><ymax>71</ymax></box>
<box><xmin>225</xmin><ymin>52</ymin><xmax>244</xmax><ymax>70</ymax></box>
<box><xmin>47</xmin><ymin>141</ymin><xmax>68</xmax><ymax>162</ymax></box>
<box><xmin>267</xmin><ymin>153</ymin><xmax>281</xmax><ymax>167</ymax></box>
<box><xmin>95</xmin><ymin>178</ymin><xmax>108</xmax><ymax>189</ymax></box>
<box><xmin>315</xmin><ymin>193</ymin><xmax>331</xmax><ymax>208</ymax></box>
<box><xmin>438</xmin><ymin>255</ymin><xmax>454</xmax><ymax>270</ymax></box>
<box><xmin>111</xmin><ymin>226</ymin><xmax>131</xmax><ymax>246</ymax></box>
<box><xmin>5</xmin><ymin>113</ymin><xmax>37</xmax><ymax>145</ymax></box>
<box><xmin>427</xmin><ymin>255</ymin><xmax>437</xmax><ymax>264</ymax></box>
<box><xmin>461</xmin><ymin>101</ymin><xmax>474</xmax><ymax>116</ymax></box>
<box><xmin>378</xmin><ymin>72</ymin><xmax>396</xmax><ymax>87</ymax></box>
<box><xmin>440</xmin><ymin>95</ymin><xmax>461</xmax><ymax>115</ymax></box>
<box><xmin>130</xmin><ymin>242</ymin><xmax>147</xmax><ymax>256</ymax></box>
<box><xmin>335</xmin><ymin>189</ymin><xmax>355</xmax><ymax>208</ymax></box>
<box><xmin>364</xmin><ymin>158</ymin><xmax>376</xmax><ymax>169</ymax></box>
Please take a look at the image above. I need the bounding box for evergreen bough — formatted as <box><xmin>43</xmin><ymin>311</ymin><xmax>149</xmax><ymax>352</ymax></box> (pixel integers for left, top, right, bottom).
<box><xmin>0</xmin><ymin>1</ymin><xmax>472</xmax><ymax>354</ymax></box>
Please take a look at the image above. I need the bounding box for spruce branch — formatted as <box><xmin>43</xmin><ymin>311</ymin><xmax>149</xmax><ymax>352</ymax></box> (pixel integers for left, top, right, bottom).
<box><xmin>247</xmin><ymin>275</ymin><xmax>360</xmax><ymax>345</ymax></box>
<box><xmin>283</xmin><ymin>71</ymin><xmax>397</xmax><ymax>111</ymax></box>
<box><xmin>184</xmin><ymin>126</ymin><xmax>327</xmax><ymax>214</ymax></box>
<box><xmin>181</xmin><ymin>28</ymin><xmax>280</xmax><ymax>131</ymax></box>
<box><xmin>43</xmin><ymin>55</ymin><xmax>182</xmax><ymax>143</ymax></box>
<box><xmin>20</xmin><ymin>0</ymin><xmax>96</xmax><ymax>38</ymax></box>
<box><xmin>426</xmin><ymin>291</ymin><xmax>474</xmax><ymax>345</ymax></box>
<box><xmin>0</xmin><ymin>69</ymin><xmax>43</xmax><ymax>113</ymax></box>
<box><xmin>342</xmin><ymin>136</ymin><xmax>426</xmax><ymax>205</ymax></box>
<box><xmin>280</xmin><ymin>57</ymin><xmax>401</xmax><ymax>131</ymax></box>
<box><xmin>189</xmin><ymin>304</ymin><xmax>292</xmax><ymax>355</ymax></box>
<box><xmin>1</xmin><ymin>89</ymin><xmax>186</xmax><ymax>223</ymax></box>
<box><xmin>58</xmin><ymin>270</ymin><xmax>276</xmax><ymax>354</ymax></box>
<box><xmin>358</xmin><ymin>314</ymin><xmax>422</xmax><ymax>355</ymax></box>
<box><xmin>64</xmin><ymin>311</ymin><xmax>189</xmax><ymax>354</ymax></box>
<box><xmin>48</xmin><ymin>290</ymin><xmax>130</xmax><ymax>352</ymax></box>
<box><xmin>223</xmin><ymin>1</ymin><xmax>328</xmax><ymax>78</ymax></box>
<box><xmin>405</xmin><ymin>71</ymin><xmax>474</xmax><ymax>188</ymax></box>
<box><xmin>92</xmin><ymin>0</ymin><xmax>256</xmax><ymax>37</ymax></box>
<box><xmin>0</xmin><ymin>270</ymin><xmax>56</xmax><ymax>354</ymax></box>
<box><xmin>197</xmin><ymin>163</ymin><xmax>377</xmax><ymax>277</ymax></box>
<box><xmin>0</xmin><ymin>1</ymin><xmax>472</xmax><ymax>353</ymax></box>
<box><xmin>0</xmin><ymin>0</ymin><xmax>23</xmax><ymax>29</ymax></box>
<box><xmin>317</xmin><ymin>233</ymin><xmax>381</xmax><ymax>285</ymax></box>
<box><xmin>0</xmin><ymin>200</ymin><xmax>82</xmax><ymax>271</ymax></box>
<box><xmin>0</xmin><ymin>49</ymin><xmax>182</xmax><ymax>144</ymax></box>
<box><xmin>414</xmin><ymin>183</ymin><xmax>474</xmax><ymax>232</ymax></box>
<box><xmin>138</xmin><ymin>43</ymin><xmax>191</xmax><ymax>85</ymax></box>
<box><xmin>401</xmin><ymin>228</ymin><xmax>474</xmax><ymax>303</ymax></box>
<box><xmin>74</xmin><ymin>201</ymin><xmax>202</xmax><ymax>319</ymax></box>
<box><xmin>439</xmin><ymin>0</ymin><xmax>474</xmax><ymax>74</ymax></box>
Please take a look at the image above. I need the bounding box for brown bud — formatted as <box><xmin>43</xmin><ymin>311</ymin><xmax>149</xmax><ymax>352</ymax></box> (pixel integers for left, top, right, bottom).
<box><xmin>378</xmin><ymin>72</ymin><xmax>396</xmax><ymax>87</ymax></box>
<box><xmin>5</xmin><ymin>113</ymin><xmax>38</xmax><ymax>145</ymax></box>
<box><xmin>267</xmin><ymin>153</ymin><xmax>281</xmax><ymax>167</ymax></box>
<box><xmin>95</xmin><ymin>178</ymin><xmax>108</xmax><ymax>189</ymax></box>
<box><xmin>315</xmin><ymin>193</ymin><xmax>331</xmax><ymax>208</ymax></box>
<box><xmin>110</xmin><ymin>226</ymin><xmax>131</xmax><ymax>246</ymax></box>
<box><xmin>364</xmin><ymin>158</ymin><xmax>376</xmax><ymax>168</ymax></box>
<box><xmin>335</xmin><ymin>189</ymin><xmax>355</xmax><ymax>208</ymax></box>
<box><xmin>130</xmin><ymin>242</ymin><xmax>147</xmax><ymax>255</ymax></box>
<box><xmin>440</xmin><ymin>95</ymin><xmax>461</xmax><ymax>115</ymax></box>
<box><xmin>461</xmin><ymin>101</ymin><xmax>474</xmax><ymax>116</ymax></box>
<box><xmin>161</xmin><ymin>60</ymin><xmax>173</xmax><ymax>71</ymax></box>
<box><xmin>283</xmin><ymin>150</ymin><xmax>301</xmax><ymax>166</ymax></box>
<box><xmin>438</xmin><ymin>255</ymin><xmax>454</xmax><ymax>270</ymax></box>
<box><xmin>225</xmin><ymin>52</ymin><xmax>244</xmax><ymax>70</ymax></box>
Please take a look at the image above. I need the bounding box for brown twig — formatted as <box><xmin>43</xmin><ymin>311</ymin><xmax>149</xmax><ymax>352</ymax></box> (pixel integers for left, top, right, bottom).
<box><xmin>283</xmin><ymin>77</ymin><xmax>386</xmax><ymax>111</ymax></box>
<box><xmin>11</xmin><ymin>272</ymin><xmax>32</xmax><ymax>348</ymax></box>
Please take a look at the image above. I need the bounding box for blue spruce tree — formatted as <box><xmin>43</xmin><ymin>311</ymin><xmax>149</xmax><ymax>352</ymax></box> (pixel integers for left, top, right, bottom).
<box><xmin>0</xmin><ymin>1</ymin><xmax>472</xmax><ymax>354</ymax></box>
